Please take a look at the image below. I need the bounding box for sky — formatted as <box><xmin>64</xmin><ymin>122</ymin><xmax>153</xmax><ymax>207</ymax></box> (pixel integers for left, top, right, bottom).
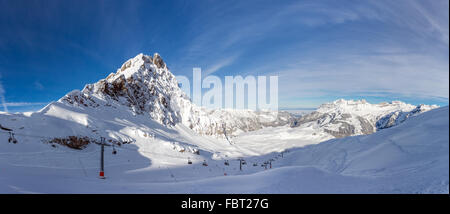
<box><xmin>0</xmin><ymin>0</ymin><xmax>448</xmax><ymax>112</ymax></box>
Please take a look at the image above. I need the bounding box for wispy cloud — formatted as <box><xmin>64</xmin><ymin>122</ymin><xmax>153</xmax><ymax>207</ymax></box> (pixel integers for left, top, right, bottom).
<box><xmin>2</xmin><ymin>102</ymin><xmax>49</xmax><ymax>107</ymax></box>
<box><xmin>34</xmin><ymin>80</ymin><xmax>44</xmax><ymax>90</ymax></box>
<box><xmin>0</xmin><ymin>73</ymin><xmax>48</xmax><ymax>112</ymax></box>
<box><xmin>0</xmin><ymin>75</ymin><xmax>8</xmax><ymax>112</ymax></box>
<box><xmin>264</xmin><ymin>48</ymin><xmax>449</xmax><ymax>106</ymax></box>
<box><xmin>368</xmin><ymin>0</ymin><xmax>449</xmax><ymax>46</ymax></box>
<box><xmin>203</xmin><ymin>54</ymin><xmax>240</xmax><ymax>76</ymax></box>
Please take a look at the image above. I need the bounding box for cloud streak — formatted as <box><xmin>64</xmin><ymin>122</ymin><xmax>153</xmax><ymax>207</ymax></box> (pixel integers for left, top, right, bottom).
<box><xmin>0</xmin><ymin>75</ymin><xmax>8</xmax><ymax>112</ymax></box>
<box><xmin>2</xmin><ymin>102</ymin><xmax>49</xmax><ymax>107</ymax></box>
<box><xmin>34</xmin><ymin>81</ymin><xmax>44</xmax><ymax>90</ymax></box>
<box><xmin>203</xmin><ymin>54</ymin><xmax>240</xmax><ymax>76</ymax></box>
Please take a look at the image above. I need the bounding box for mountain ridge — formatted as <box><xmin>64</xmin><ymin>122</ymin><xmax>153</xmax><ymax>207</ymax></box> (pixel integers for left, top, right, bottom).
<box><xmin>292</xmin><ymin>98</ymin><xmax>438</xmax><ymax>138</ymax></box>
<box><xmin>2</xmin><ymin>53</ymin><xmax>439</xmax><ymax>142</ymax></box>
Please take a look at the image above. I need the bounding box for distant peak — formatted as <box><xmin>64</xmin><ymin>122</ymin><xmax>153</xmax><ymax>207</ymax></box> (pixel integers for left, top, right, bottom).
<box><xmin>331</xmin><ymin>99</ymin><xmax>369</xmax><ymax>105</ymax></box>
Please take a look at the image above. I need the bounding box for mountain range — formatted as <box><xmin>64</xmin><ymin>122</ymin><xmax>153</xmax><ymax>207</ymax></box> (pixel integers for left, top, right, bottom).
<box><xmin>0</xmin><ymin>53</ymin><xmax>446</xmax><ymax>193</ymax></box>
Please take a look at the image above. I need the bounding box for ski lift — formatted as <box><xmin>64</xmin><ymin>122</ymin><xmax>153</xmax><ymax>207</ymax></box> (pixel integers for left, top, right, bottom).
<box><xmin>8</xmin><ymin>132</ymin><xmax>17</xmax><ymax>144</ymax></box>
<box><xmin>112</xmin><ymin>144</ymin><xmax>117</xmax><ymax>155</ymax></box>
<box><xmin>262</xmin><ymin>162</ymin><xmax>268</xmax><ymax>169</ymax></box>
<box><xmin>224</xmin><ymin>160</ymin><xmax>229</xmax><ymax>166</ymax></box>
<box><xmin>242</xmin><ymin>160</ymin><xmax>247</xmax><ymax>165</ymax></box>
<box><xmin>253</xmin><ymin>163</ymin><xmax>258</xmax><ymax>167</ymax></box>
<box><xmin>188</xmin><ymin>158</ymin><xmax>192</xmax><ymax>164</ymax></box>
<box><xmin>202</xmin><ymin>160</ymin><xmax>208</xmax><ymax>166</ymax></box>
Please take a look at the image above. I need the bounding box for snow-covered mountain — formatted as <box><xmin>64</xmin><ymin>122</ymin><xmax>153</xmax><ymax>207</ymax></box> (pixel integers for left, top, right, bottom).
<box><xmin>60</xmin><ymin>53</ymin><xmax>292</xmax><ymax>138</ymax></box>
<box><xmin>292</xmin><ymin>99</ymin><xmax>438</xmax><ymax>138</ymax></box>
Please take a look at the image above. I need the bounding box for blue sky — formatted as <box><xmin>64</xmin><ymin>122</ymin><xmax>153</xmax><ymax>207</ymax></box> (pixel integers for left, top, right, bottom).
<box><xmin>0</xmin><ymin>0</ymin><xmax>448</xmax><ymax>112</ymax></box>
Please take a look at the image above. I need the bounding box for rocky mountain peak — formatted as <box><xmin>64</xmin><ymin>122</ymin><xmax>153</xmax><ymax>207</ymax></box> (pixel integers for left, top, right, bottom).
<box><xmin>57</xmin><ymin>53</ymin><xmax>293</xmax><ymax>138</ymax></box>
<box><xmin>60</xmin><ymin>53</ymin><xmax>183</xmax><ymax>125</ymax></box>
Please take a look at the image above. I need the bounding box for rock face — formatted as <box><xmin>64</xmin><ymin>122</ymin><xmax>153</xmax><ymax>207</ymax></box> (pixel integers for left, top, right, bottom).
<box><xmin>152</xmin><ymin>53</ymin><xmax>165</xmax><ymax>69</ymax></box>
<box><xmin>59</xmin><ymin>53</ymin><xmax>293</xmax><ymax>138</ymax></box>
<box><xmin>291</xmin><ymin>99</ymin><xmax>438</xmax><ymax>138</ymax></box>
<box><xmin>61</xmin><ymin>53</ymin><xmax>181</xmax><ymax>125</ymax></box>
<box><xmin>376</xmin><ymin>104</ymin><xmax>438</xmax><ymax>130</ymax></box>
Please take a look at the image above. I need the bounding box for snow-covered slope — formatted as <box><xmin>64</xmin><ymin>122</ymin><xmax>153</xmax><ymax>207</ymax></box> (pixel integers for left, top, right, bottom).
<box><xmin>230</xmin><ymin>99</ymin><xmax>438</xmax><ymax>155</ymax></box>
<box><xmin>274</xmin><ymin>106</ymin><xmax>449</xmax><ymax>193</ymax></box>
<box><xmin>0</xmin><ymin>105</ymin><xmax>447</xmax><ymax>193</ymax></box>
